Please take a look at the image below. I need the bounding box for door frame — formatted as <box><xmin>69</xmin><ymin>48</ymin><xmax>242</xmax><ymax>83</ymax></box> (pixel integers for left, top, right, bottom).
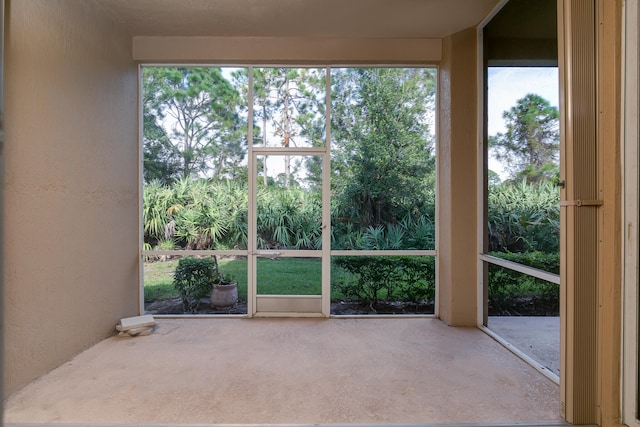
<box><xmin>247</xmin><ymin>67</ymin><xmax>332</xmax><ymax>318</ymax></box>
<box><xmin>623</xmin><ymin>0</ymin><xmax>640</xmax><ymax>423</ymax></box>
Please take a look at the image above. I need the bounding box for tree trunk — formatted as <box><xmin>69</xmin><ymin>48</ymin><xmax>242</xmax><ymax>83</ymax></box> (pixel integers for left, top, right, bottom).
<box><xmin>283</xmin><ymin>77</ymin><xmax>291</xmax><ymax>188</ymax></box>
<box><xmin>262</xmin><ymin>104</ymin><xmax>268</xmax><ymax>185</ymax></box>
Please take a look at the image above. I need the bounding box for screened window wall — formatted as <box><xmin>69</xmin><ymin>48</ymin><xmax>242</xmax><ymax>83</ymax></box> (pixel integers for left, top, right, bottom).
<box><xmin>481</xmin><ymin>66</ymin><xmax>560</xmax><ymax>378</ymax></box>
<box><xmin>141</xmin><ymin>66</ymin><xmax>437</xmax><ymax>317</ymax></box>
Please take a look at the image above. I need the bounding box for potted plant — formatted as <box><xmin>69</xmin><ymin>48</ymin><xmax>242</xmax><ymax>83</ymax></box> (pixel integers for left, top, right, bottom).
<box><xmin>173</xmin><ymin>256</ymin><xmax>238</xmax><ymax>313</ymax></box>
<box><xmin>210</xmin><ymin>272</ymin><xmax>238</xmax><ymax>310</ymax></box>
<box><xmin>173</xmin><ymin>257</ymin><xmax>217</xmax><ymax>313</ymax></box>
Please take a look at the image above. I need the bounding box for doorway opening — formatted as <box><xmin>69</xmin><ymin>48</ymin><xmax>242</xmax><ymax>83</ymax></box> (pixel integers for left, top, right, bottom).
<box><xmin>479</xmin><ymin>0</ymin><xmax>560</xmax><ymax>383</ymax></box>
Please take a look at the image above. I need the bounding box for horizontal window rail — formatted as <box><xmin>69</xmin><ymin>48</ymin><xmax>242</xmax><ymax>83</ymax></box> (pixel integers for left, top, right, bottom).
<box><xmin>250</xmin><ymin>146</ymin><xmax>328</xmax><ymax>155</ymax></box>
<box><xmin>479</xmin><ymin>253</ymin><xmax>560</xmax><ymax>284</ymax></box>
<box><xmin>254</xmin><ymin>250</ymin><xmax>322</xmax><ymax>258</ymax></box>
<box><xmin>142</xmin><ymin>249</ymin><xmax>248</xmax><ymax>257</ymax></box>
<box><xmin>331</xmin><ymin>250</ymin><xmax>436</xmax><ymax>256</ymax></box>
<box><xmin>143</xmin><ymin>249</ymin><xmax>437</xmax><ymax>257</ymax></box>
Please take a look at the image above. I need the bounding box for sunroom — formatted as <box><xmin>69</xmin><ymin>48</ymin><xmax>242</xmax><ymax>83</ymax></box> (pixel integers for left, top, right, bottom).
<box><xmin>2</xmin><ymin>0</ymin><xmax>634</xmax><ymax>426</ymax></box>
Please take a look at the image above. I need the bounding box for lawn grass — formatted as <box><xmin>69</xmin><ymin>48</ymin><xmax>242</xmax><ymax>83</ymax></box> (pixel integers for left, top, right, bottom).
<box><xmin>144</xmin><ymin>257</ymin><xmax>327</xmax><ymax>302</ymax></box>
<box><xmin>257</xmin><ymin>258</ymin><xmax>321</xmax><ymax>295</ymax></box>
<box><xmin>143</xmin><ymin>259</ymin><xmax>179</xmax><ymax>302</ymax></box>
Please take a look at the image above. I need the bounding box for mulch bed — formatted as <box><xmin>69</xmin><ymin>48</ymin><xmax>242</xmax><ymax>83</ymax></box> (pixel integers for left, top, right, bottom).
<box><xmin>145</xmin><ymin>295</ymin><xmax>557</xmax><ymax>316</ymax></box>
<box><xmin>144</xmin><ymin>298</ymin><xmax>435</xmax><ymax>315</ymax></box>
<box><xmin>489</xmin><ymin>295</ymin><xmax>559</xmax><ymax>316</ymax></box>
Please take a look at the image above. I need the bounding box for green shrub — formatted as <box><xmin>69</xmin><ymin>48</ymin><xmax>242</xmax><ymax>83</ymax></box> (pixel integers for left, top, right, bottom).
<box><xmin>173</xmin><ymin>257</ymin><xmax>217</xmax><ymax>313</ymax></box>
<box><xmin>489</xmin><ymin>251</ymin><xmax>559</xmax><ymax>273</ymax></box>
<box><xmin>488</xmin><ymin>179</ymin><xmax>559</xmax><ymax>253</ymax></box>
<box><xmin>487</xmin><ymin>251</ymin><xmax>559</xmax><ymax>314</ymax></box>
<box><xmin>256</xmin><ymin>187</ymin><xmax>322</xmax><ymax>250</ymax></box>
<box><xmin>331</xmin><ymin>214</ymin><xmax>435</xmax><ymax>251</ymax></box>
<box><xmin>332</xmin><ymin>256</ymin><xmax>435</xmax><ymax>306</ymax></box>
<box><xmin>144</xmin><ymin>177</ymin><xmax>560</xmax><ymax>256</ymax></box>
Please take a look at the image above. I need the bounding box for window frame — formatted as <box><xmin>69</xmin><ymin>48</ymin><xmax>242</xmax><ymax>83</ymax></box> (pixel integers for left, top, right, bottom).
<box><xmin>138</xmin><ymin>64</ymin><xmax>440</xmax><ymax>318</ymax></box>
<box><xmin>622</xmin><ymin>0</ymin><xmax>640</xmax><ymax>424</ymax></box>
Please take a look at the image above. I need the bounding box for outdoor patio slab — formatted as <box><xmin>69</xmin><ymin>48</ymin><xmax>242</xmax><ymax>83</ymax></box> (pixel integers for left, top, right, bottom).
<box><xmin>488</xmin><ymin>316</ymin><xmax>560</xmax><ymax>376</ymax></box>
<box><xmin>4</xmin><ymin>318</ymin><xmax>562</xmax><ymax>425</ymax></box>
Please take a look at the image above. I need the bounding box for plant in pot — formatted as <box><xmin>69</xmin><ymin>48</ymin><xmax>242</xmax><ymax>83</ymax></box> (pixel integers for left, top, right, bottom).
<box><xmin>210</xmin><ymin>271</ymin><xmax>238</xmax><ymax>310</ymax></box>
<box><xmin>173</xmin><ymin>256</ymin><xmax>238</xmax><ymax>313</ymax></box>
<box><xmin>173</xmin><ymin>257</ymin><xmax>217</xmax><ymax>313</ymax></box>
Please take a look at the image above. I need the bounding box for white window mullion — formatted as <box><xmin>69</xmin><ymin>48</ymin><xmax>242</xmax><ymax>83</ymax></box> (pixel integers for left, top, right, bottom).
<box><xmin>247</xmin><ymin>66</ymin><xmax>257</xmax><ymax>317</ymax></box>
<box><xmin>138</xmin><ymin>64</ymin><xmax>146</xmax><ymax>316</ymax></box>
<box><xmin>322</xmin><ymin>66</ymin><xmax>332</xmax><ymax>317</ymax></box>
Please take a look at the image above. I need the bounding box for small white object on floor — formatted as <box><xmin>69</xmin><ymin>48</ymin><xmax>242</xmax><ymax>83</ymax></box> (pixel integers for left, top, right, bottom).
<box><xmin>116</xmin><ymin>314</ymin><xmax>155</xmax><ymax>337</ymax></box>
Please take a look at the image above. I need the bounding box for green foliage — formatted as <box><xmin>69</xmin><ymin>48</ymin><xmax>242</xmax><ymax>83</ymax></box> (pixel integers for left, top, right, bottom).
<box><xmin>141</xmin><ymin>68</ymin><xmax>561</xmax><ymax>313</ymax></box>
<box><xmin>489</xmin><ymin>93</ymin><xmax>559</xmax><ymax>183</ymax></box>
<box><xmin>256</xmin><ymin>258</ymin><xmax>322</xmax><ymax>295</ymax></box>
<box><xmin>145</xmin><ymin>282</ymin><xmax>179</xmax><ymax>302</ymax></box>
<box><xmin>252</xmin><ymin>67</ymin><xmax>326</xmax><ymax>187</ymax></box>
<box><xmin>332</xmin><ymin>256</ymin><xmax>435</xmax><ymax>306</ymax></box>
<box><xmin>142</xmin><ymin>66</ymin><xmax>440</xmax><ymax>255</ymax></box>
<box><xmin>144</xmin><ymin>259</ymin><xmax>180</xmax><ymax>301</ymax></box>
<box><xmin>331</xmin><ymin>68</ymin><xmax>437</xmax><ymax>227</ymax></box>
<box><xmin>490</xmin><ymin>250</ymin><xmax>559</xmax><ymax>273</ymax></box>
<box><xmin>487</xmin><ymin>251</ymin><xmax>559</xmax><ymax>315</ymax></box>
<box><xmin>143</xmin><ymin>177</ymin><xmax>247</xmax><ymax>250</ymax></box>
<box><xmin>256</xmin><ymin>186</ymin><xmax>322</xmax><ymax>250</ymax></box>
<box><xmin>332</xmin><ymin>214</ymin><xmax>435</xmax><ymax>250</ymax></box>
<box><xmin>143</xmin><ymin>112</ymin><xmax>181</xmax><ymax>183</ymax></box>
<box><xmin>173</xmin><ymin>257</ymin><xmax>217</xmax><ymax>313</ymax></box>
<box><xmin>146</xmin><ymin>257</ymin><xmax>324</xmax><ymax>305</ymax></box>
<box><xmin>252</xmin><ymin>68</ymin><xmax>325</xmax><ymax>147</ymax></box>
<box><xmin>488</xmin><ymin>179</ymin><xmax>559</xmax><ymax>253</ymax></box>
<box><xmin>142</xmin><ymin>66</ymin><xmax>247</xmax><ymax>180</ymax></box>
<box><xmin>486</xmin><ymin>176</ymin><xmax>560</xmax><ymax>313</ymax></box>
<box><xmin>143</xmin><ymin>177</ymin><xmax>325</xmax><ymax>251</ymax></box>
<box><xmin>143</xmin><ymin>178</ymin><xmax>438</xmax><ymax>253</ymax></box>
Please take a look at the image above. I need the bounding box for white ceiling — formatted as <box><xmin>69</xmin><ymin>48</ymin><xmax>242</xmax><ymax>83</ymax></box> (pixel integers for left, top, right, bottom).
<box><xmin>95</xmin><ymin>0</ymin><xmax>502</xmax><ymax>39</ymax></box>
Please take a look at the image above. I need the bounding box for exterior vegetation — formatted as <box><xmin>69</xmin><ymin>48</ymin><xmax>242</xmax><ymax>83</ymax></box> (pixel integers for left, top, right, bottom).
<box><xmin>488</xmin><ymin>179</ymin><xmax>559</xmax><ymax>254</ymax></box>
<box><xmin>142</xmin><ymin>66</ymin><xmax>559</xmax><ymax>314</ymax></box>
<box><xmin>144</xmin><ymin>257</ymin><xmax>324</xmax><ymax>302</ymax></box>
<box><xmin>487</xmin><ymin>93</ymin><xmax>560</xmax><ymax>314</ymax></box>
<box><xmin>173</xmin><ymin>257</ymin><xmax>219</xmax><ymax>313</ymax></box>
<box><xmin>333</xmin><ymin>256</ymin><xmax>435</xmax><ymax>306</ymax></box>
<box><xmin>489</xmin><ymin>93</ymin><xmax>559</xmax><ymax>183</ymax></box>
<box><xmin>487</xmin><ymin>251</ymin><xmax>559</xmax><ymax>314</ymax></box>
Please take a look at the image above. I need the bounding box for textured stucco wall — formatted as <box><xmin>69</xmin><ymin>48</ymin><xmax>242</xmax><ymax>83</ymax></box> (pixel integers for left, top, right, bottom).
<box><xmin>3</xmin><ymin>0</ymin><xmax>139</xmax><ymax>398</ymax></box>
<box><xmin>132</xmin><ymin>36</ymin><xmax>442</xmax><ymax>64</ymax></box>
<box><xmin>437</xmin><ymin>27</ymin><xmax>478</xmax><ymax>326</ymax></box>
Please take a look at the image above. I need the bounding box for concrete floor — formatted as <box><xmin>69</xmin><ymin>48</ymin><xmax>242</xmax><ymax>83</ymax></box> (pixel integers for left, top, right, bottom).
<box><xmin>4</xmin><ymin>318</ymin><xmax>562</xmax><ymax>425</ymax></box>
<box><xmin>488</xmin><ymin>316</ymin><xmax>560</xmax><ymax>376</ymax></box>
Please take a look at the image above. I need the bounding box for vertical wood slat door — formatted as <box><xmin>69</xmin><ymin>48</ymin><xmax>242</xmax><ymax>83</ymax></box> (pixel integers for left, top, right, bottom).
<box><xmin>558</xmin><ymin>0</ymin><xmax>599</xmax><ymax>423</ymax></box>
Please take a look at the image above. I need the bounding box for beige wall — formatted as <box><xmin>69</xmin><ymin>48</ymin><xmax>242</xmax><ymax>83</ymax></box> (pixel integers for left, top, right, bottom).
<box><xmin>437</xmin><ymin>27</ymin><xmax>478</xmax><ymax>326</ymax></box>
<box><xmin>133</xmin><ymin>36</ymin><xmax>442</xmax><ymax>64</ymax></box>
<box><xmin>3</xmin><ymin>0</ymin><xmax>139</xmax><ymax>398</ymax></box>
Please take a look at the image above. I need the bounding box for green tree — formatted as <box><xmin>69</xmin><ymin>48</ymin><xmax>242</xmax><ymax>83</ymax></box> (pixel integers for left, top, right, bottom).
<box><xmin>142</xmin><ymin>111</ymin><xmax>181</xmax><ymax>183</ymax></box>
<box><xmin>489</xmin><ymin>93</ymin><xmax>559</xmax><ymax>183</ymax></box>
<box><xmin>252</xmin><ymin>67</ymin><xmax>325</xmax><ymax>187</ymax></box>
<box><xmin>331</xmin><ymin>68</ymin><xmax>437</xmax><ymax>227</ymax></box>
<box><xmin>143</xmin><ymin>67</ymin><xmax>247</xmax><ymax>180</ymax></box>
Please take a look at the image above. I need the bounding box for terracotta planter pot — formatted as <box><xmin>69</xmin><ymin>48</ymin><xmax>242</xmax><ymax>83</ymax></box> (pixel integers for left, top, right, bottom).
<box><xmin>210</xmin><ymin>282</ymin><xmax>238</xmax><ymax>309</ymax></box>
